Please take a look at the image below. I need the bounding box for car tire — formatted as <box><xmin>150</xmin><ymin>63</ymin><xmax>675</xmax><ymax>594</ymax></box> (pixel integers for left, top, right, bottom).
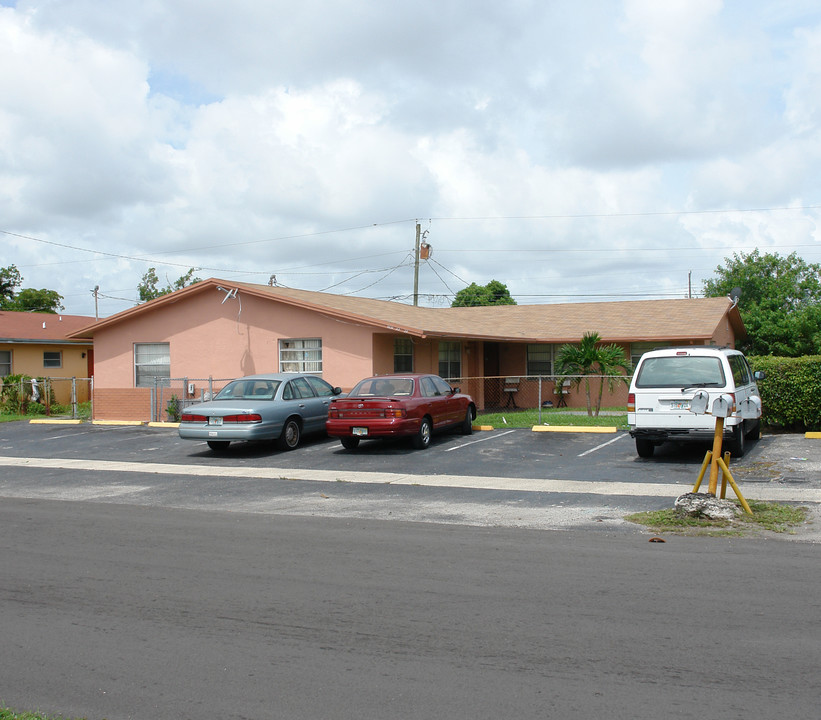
<box><xmin>745</xmin><ymin>418</ymin><xmax>761</xmax><ymax>440</ymax></box>
<box><xmin>412</xmin><ymin>417</ymin><xmax>432</xmax><ymax>449</ymax></box>
<box><xmin>341</xmin><ymin>437</ymin><xmax>360</xmax><ymax>450</ymax></box>
<box><xmin>729</xmin><ymin>423</ymin><xmax>746</xmax><ymax>458</ymax></box>
<box><xmin>207</xmin><ymin>440</ymin><xmax>230</xmax><ymax>451</ymax></box>
<box><xmin>276</xmin><ymin>418</ymin><xmax>301</xmax><ymax>451</ymax></box>
<box><xmin>636</xmin><ymin>438</ymin><xmax>655</xmax><ymax>458</ymax></box>
<box><xmin>461</xmin><ymin>407</ymin><xmax>474</xmax><ymax>435</ymax></box>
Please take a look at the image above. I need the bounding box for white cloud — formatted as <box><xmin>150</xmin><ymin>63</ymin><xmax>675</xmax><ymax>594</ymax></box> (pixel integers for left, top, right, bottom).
<box><xmin>1</xmin><ymin>1</ymin><xmax>820</xmax><ymax>316</ymax></box>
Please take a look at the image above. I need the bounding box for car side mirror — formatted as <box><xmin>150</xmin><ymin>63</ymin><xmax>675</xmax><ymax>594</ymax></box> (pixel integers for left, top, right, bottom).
<box><xmin>333</xmin><ymin>387</ymin><xmax>343</xmax><ymax>395</ymax></box>
<box><xmin>753</xmin><ymin>370</ymin><xmax>766</xmax><ymax>381</ymax></box>
<box><xmin>451</xmin><ymin>387</ymin><xmax>460</xmax><ymax>395</ymax></box>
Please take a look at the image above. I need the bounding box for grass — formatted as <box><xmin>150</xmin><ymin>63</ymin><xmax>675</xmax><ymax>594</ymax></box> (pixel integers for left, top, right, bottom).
<box><xmin>626</xmin><ymin>500</ymin><xmax>810</xmax><ymax>537</ymax></box>
<box><xmin>477</xmin><ymin>406</ymin><xmax>628</xmax><ymax>429</ymax></box>
<box><xmin>0</xmin><ymin>710</ymin><xmax>91</xmax><ymax>720</ymax></box>
<box><xmin>0</xmin><ymin>402</ymin><xmax>91</xmax><ymax>423</ymax></box>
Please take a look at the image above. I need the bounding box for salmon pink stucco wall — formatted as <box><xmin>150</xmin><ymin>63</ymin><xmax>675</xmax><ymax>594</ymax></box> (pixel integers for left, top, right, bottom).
<box><xmin>91</xmin><ymin>290</ymin><xmax>383</xmax><ymax>420</ymax></box>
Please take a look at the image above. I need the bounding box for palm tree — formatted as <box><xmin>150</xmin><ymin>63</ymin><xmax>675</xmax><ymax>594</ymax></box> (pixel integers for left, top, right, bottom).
<box><xmin>556</xmin><ymin>331</ymin><xmax>632</xmax><ymax>416</ymax></box>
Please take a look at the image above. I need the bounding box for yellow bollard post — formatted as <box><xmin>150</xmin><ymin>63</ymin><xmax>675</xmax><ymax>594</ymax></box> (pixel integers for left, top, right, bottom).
<box><xmin>708</xmin><ymin>416</ymin><xmax>724</xmax><ymax>496</ymax></box>
<box><xmin>716</xmin><ymin>456</ymin><xmax>753</xmax><ymax>515</ymax></box>
<box><xmin>720</xmin><ymin>451</ymin><xmax>731</xmax><ymax>499</ymax></box>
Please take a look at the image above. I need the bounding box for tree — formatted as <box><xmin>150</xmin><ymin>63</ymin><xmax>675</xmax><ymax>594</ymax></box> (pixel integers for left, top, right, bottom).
<box><xmin>0</xmin><ymin>265</ymin><xmax>23</xmax><ymax>304</ymax></box>
<box><xmin>702</xmin><ymin>250</ymin><xmax>821</xmax><ymax>356</ymax></box>
<box><xmin>556</xmin><ymin>331</ymin><xmax>631</xmax><ymax>416</ymax></box>
<box><xmin>451</xmin><ymin>280</ymin><xmax>516</xmax><ymax>307</ymax></box>
<box><xmin>138</xmin><ymin>267</ymin><xmax>202</xmax><ymax>302</ymax></box>
<box><xmin>5</xmin><ymin>288</ymin><xmax>65</xmax><ymax>313</ymax></box>
<box><xmin>0</xmin><ymin>264</ymin><xmax>64</xmax><ymax>312</ymax></box>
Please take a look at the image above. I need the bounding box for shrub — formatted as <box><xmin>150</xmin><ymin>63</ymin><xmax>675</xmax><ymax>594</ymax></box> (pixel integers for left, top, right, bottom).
<box><xmin>749</xmin><ymin>355</ymin><xmax>821</xmax><ymax>431</ymax></box>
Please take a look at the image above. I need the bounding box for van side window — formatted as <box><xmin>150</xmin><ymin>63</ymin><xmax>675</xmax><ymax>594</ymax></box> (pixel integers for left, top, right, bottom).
<box><xmin>729</xmin><ymin>355</ymin><xmax>749</xmax><ymax>386</ymax></box>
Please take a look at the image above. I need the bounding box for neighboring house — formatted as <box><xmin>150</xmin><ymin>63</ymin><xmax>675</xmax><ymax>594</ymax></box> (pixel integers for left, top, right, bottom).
<box><xmin>70</xmin><ymin>278</ymin><xmax>745</xmax><ymax>421</ymax></box>
<box><xmin>1</xmin><ymin>311</ymin><xmax>95</xmax><ymax>405</ymax></box>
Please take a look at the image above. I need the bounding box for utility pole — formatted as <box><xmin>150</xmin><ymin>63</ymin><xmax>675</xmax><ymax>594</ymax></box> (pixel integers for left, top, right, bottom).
<box><xmin>93</xmin><ymin>285</ymin><xmax>100</xmax><ymax>321</ymax></box>
<box><xmin>413</xmin><ymin>222</ymin><xmax>421</xmax><ymax>306</ymax></box>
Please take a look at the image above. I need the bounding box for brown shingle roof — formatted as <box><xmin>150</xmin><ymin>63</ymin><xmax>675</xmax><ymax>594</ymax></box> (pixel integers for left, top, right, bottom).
<box><xmin>1</xmin><ymin>311</ymin><xmax>95</xmax><ymax>344</ymax></box>
<box><xmin>71</xmin><ymin>279</ymin><xmax>743</xmax><ymax>343</ymax></box>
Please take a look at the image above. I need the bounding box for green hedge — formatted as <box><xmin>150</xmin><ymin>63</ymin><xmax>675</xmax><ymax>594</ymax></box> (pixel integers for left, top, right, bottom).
<box><xmin>749</xmin><ymin>356</ymin><xmax>821</xmax><ymax>431</ymax></box>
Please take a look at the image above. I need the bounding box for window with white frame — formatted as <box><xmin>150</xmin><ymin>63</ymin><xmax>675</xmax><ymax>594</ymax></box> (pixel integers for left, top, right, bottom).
<box><xmin>394</xmin><ymin>337</ymin><xmax>413</xmax><ymax>372</ymax></box>
<box><xmin>43</xmin><ymin>351</ymin><xmax>62</xmax><ymax>369</ymax></box>
<box><xmin>279</xmin><ymin>338</ymin><xmax>322</xmax><ymax>373</ymax></box>
<box><xmin>526</xmin><ymin>344</ymin><xmax>554</xmax><ymax>376</ymax></box>
<box><xmin>134</xmin><ymin>343</ymin><xmax>171</xmax><ymax>387</ymax></box>
<box><xmin>0</xmin><ymin>350</ymin><xmax>11</xmax><ymax>377</ymax></box>
<box><xmin>438</xmin><ymin>341</ymin><xmax>461</xmax><ymax>379</ymax></box>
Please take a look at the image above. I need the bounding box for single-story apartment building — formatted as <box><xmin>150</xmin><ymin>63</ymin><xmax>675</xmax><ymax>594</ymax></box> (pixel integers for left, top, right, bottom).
<box><xmin>1</xmin><ymin>310</ymin><xmax>95</xmax><ymax>405</ymax></box>
<box><xmin>70</xmin><ymin>278</ymin><xmax>746</xmax><ymax>421</ymax></box>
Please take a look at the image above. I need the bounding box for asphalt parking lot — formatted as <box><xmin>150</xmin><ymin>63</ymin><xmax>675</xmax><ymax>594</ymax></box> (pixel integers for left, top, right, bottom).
<box><xmin>1</xmin><ymin>420</ymin><xmax>819</xmax><ymax>535</ymax></box>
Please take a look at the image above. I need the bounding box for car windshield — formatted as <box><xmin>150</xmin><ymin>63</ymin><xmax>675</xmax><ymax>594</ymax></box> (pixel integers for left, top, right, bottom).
<box><xmin>214</xmin><ymin>379</ymin><xmax>281</xmax><ymax>400</ymax></box>
<box><xmin>635</xmin><ymin>356</ymin><xmax>726</xmax><ymax>389</ymax></box>
<box><xmin>350</xmin><ymin>377</ymin><xmax>414</xmax><ymax>397</ymax></box>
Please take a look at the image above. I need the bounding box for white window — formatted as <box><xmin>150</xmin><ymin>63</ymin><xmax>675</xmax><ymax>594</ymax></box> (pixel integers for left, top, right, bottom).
<box><xmin>279</xmin><ymin>338</ymin><xmax>322</xmax><ymax>373</ymax></box>
<box><xmin>0</xmin><ymin>350</ymin><xmax>11</xmax><ymax>377</ymax></box>
<box><xmin>43</xmin><ymin>351</ymin><xmax>62</xmax><ymax>369</ymax></box>
<box><xmin>134</xmin><ymin>343</ymin><xmax>170</xmax><ymax>387</ymax></box>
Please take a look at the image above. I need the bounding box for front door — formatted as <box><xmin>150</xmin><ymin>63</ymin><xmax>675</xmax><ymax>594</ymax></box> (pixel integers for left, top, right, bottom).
<box><xmin>484</xmin><ymin>343</ymin><xmax>500</xmax><ymax>407</ymax></box>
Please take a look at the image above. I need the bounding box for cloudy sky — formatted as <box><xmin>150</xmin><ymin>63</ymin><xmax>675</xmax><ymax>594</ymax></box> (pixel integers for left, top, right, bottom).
<box><xmin>2</xmin><ymin>0</ymin><xmax>820</xmax><ymax>318</ymax></box>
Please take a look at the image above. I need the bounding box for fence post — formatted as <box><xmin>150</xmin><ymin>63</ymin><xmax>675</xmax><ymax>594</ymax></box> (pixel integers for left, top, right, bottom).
<box><xmin>71</xmin><ymin>377</ymin><xmax>77</xmax><ymax>419</ymax></box>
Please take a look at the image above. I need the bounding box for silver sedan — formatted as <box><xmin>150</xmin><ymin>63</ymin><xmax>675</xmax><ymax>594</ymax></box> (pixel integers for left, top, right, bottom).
<box><xmin>178</xmin><ymin>373</ymin><xmax>342</xmax><ymax>451</ymax></box>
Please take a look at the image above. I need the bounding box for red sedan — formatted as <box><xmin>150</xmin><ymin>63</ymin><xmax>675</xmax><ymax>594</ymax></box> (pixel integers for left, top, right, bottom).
<box><xmin>326</xmin><ymin>373</ymin><xmax>476</xmax><ymax>450</ymax></box>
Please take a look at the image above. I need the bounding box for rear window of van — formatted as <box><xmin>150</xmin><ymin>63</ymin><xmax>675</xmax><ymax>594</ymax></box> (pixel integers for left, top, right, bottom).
<box><xmin>635</xmin><ymin>356</ymin><xmax>726</xmax><ymax>389</ymax></box>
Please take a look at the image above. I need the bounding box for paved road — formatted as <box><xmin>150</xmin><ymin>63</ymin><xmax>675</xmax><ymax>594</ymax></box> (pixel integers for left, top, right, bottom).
<box><xmin>2</xmin><ymin>497</ymin><xmax>820</xmax><ymax>720</ymax></box>
<box><xmin>1</xmin><ymin>421</ymin><xmax>820</xmax><ymax>719</ymax></box>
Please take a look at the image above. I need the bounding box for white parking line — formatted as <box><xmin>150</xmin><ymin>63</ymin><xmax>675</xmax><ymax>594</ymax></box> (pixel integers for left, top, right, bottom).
<box><xmin>577</xmin><ymin>433</ymin><xmax>628</xmax><ymax>457</ymax></box>
<box><xmin>445</xmin><ymin>430</ymin><xmax>516</xmax><ymax>452</ymax></box>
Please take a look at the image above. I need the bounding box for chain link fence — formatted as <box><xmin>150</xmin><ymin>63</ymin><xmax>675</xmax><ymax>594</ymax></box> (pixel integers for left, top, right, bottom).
<box><xmin>0</xmin><ymin>376</ymin><xmax>93</xmax><ymax>419</ymax></box>
<box><xmin>151</xmin><ymin>377</ymin><xmax>234</xmax><ymax>422</ymax></box>
<box><xmin>449</xmin><ymin>374</ymin><xmax>629</xmax><ymax>416</ymax></box>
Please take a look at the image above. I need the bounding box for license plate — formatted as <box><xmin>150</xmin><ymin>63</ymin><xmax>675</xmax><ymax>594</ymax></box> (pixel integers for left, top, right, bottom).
<box><xmin>209</xmin><ymin>417</ymin><xmax>223</xmax><ymax>426</ymax></box>
<box><xmin>669</xmin><ymin>401</ymin><xmax>690</xmax><ymax>410</ymax></box>
<box><xmin>352</xmin><ymin>427</ymin><xmax>369</xmax><ymax>436</ymax></box>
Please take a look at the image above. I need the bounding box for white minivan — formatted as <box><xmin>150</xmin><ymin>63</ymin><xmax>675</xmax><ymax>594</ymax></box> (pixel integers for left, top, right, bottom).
<box><xmin>628</xmin><ymin>347</ymin><xmax>764</xmax><ymax>458</ymax></box>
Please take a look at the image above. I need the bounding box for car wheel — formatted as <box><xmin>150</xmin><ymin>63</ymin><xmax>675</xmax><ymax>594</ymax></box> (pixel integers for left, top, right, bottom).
<box><xmin>207</xmin><ymin>440</ymin><xmax>230</xmax><ymax>452</ymax></box>
<box><xmin>729</xmin><ymin>423</ymin><xmax>746</xmax><ymax>457</ymax></box>
<box><xmin>745</xmin><ymin>418</ymin><xmax>761</xmax><ymax>440</ymax></box>
<box><xmin>461</xmin><ymin>407</ymin><xmax>474</xmax><ymax>435</ymax></box>
<box><xmin>636</xmin><ymin>438</ymin><xmax>655</xmax><ymax>458</ymax></box>
<box><xmin>412</xmin><ymin>417</ymin><xmax>432</xmax><ymax>449</ymax></box>
<box><xmin>276</xmin><ymin>418</ymin><xmax>301</xmax><ymax>451</ymax></box>
<box><xmin>341</xmin><ymin>437</ymin><xmax>360</xmax><ymax>450</ymax></box>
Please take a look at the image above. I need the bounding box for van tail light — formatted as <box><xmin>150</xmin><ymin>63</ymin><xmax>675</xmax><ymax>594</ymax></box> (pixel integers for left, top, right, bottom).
<box><xmin>627</xmin><ymin>393</ymin><xmax>635</xmax><ymax>413</ymax></box>
<box><xmin>223</xmin><ymin>414</ymin><xmax>263</xmax><ymax>423</ymax></box>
